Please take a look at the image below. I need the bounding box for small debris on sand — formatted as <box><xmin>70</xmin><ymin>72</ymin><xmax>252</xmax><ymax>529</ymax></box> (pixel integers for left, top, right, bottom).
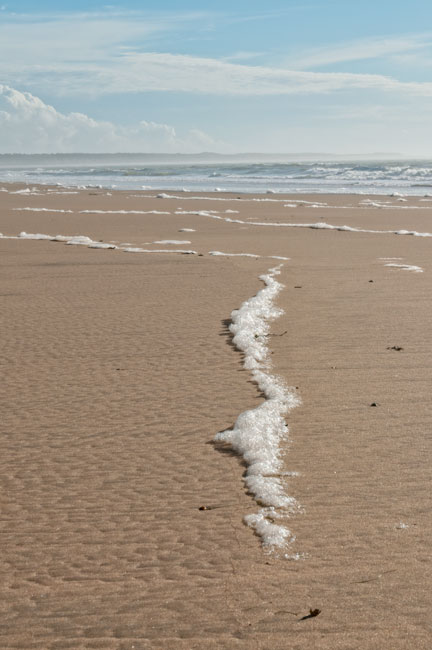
<box><xmin>299</xmin><ymin>608</ymin><xmax>321</xmax><ymax>621</ymax></box>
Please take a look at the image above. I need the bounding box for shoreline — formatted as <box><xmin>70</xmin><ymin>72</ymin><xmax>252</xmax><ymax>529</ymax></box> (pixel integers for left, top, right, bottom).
<box><xmin>4</xmin><ymin>174</ymin><xmax>432</xmax><ymax>198</ymax></box>
<box><xmin>4</xmin><ymin>178</ymin><xmax>432</xmax><ymax>198</ymax></box>
<box><xmin>1</xmin><ymin>182</ymin><xmax>432</xmax><ymax>647</ymax></box>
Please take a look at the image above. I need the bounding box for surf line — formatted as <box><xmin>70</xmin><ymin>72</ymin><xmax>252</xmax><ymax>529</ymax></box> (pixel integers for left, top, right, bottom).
<box><xmin>214</xmin><ymin>264</ymin><xmax>302</xmax><ymax>555</ymax></box>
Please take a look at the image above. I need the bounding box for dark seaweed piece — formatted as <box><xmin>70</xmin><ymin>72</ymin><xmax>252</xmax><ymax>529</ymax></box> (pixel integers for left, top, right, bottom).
<box><xmin>299</xmin><ymin>608</ymin><xmax>321</xmax><ymax>621</ymax></box>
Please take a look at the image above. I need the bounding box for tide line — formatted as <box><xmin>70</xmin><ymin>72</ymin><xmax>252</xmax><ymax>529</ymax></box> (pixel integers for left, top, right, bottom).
<box><xmin>0</xmin><ymin>232</ymin><xmax>291</xmax><ymax>261</ymax></box>
<box><xmin>181</xmin><ymin>209</ymin><xmax>432</xmax><ymax>238</ymax></box>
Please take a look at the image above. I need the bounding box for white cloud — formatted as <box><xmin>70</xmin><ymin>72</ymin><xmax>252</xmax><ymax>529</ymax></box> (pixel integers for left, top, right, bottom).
<box><xmin>0</xmin><ymin>52</ymin><xmax>430</xmax><ymax>99</ymax></box>
<box><xmin>3</xmin><ymin>50</ymin><xmax>432</xmax><ymax>99</ymax></box>
<box><xmin>288</xmin><ymin>33</ymin><xmax>432</xmax><ymax>69</ymax></box>
<box><xmin>2</xmin><ymin>11</ymin><xmax>432</xmax><ymax>98</ymax></box>
<box><xmin>0</xmin><ymin>9</ymin><xmax>209</xmax><ymax>65</ymax></box>
<box><xmin>222</xmin><ymin>51</ymin><xmax>267</xmax><ymax>63</ymax></box>
<box><xmin>56</xmin><ymin>51</ymin><xmax>432</xmax><ymax>97</ymax></box>
<box><xmin>0</xmin><ymin>85</ymin><xmax>221</xmax><ymax>153</ymax></box>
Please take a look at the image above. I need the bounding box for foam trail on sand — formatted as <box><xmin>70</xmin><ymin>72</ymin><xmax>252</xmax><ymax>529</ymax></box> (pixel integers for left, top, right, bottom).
<box><xmin>17</xmin><ymin>232</ymin><xmax>54</xmax><ymax>240</ymax></box>
<box><xmin>9</xmin><ymin>188</ymin><xmax>43</xmax><ymax>195</ymax></box>
<box><xmin>153</xmin><ymin>239</ymin><xmax>192</xmax><ymax>245</ymax></box>
<box><xmin>214</xmin><ymin>265</ymin><xmax>300</xmax><ymax>552</ymax></box>
<box><xmin>79</xmin><ymin>210</ymin><xmax>170</xmax><ymax>215</ymax></box>
<box><xmin>157</xmin><ymin>193</ymin><xmax>290</xmax><ymax>203</ymax></box>
<box><xmin>123</xmin><ymin>247</ymin><xmax>197</xmax><ymax>254</ymax></box>
<box><xmin>13</xmin><ymin>207</ymin><xmax>74</xmax><ymax>213</ymax></box>
<box><xmin>155</xmin><ymin>193</ymin><xmax>431</xmax><ymax>209</ymax></box>
<box><xmin>209</xmin><ymin>251</ymin><xmax>260</xmax><ymax>258</ymax></box>
<box><xmin>378</xmin><ymin>257</ymin><xmax>424</xmax><ymax>272</ymax></box>
<box><xmin>209</xmin><ymin>251</ymin><xmax>290</xmax><ymax>261</ymax></box>
<box><xmin>0</xmin><ymin>232</ymin><xmax>197</xmax><ymax>255</ymax></box>
<box><xmin>186</xmin><ymin>210</ymin><xmax>432</xmax><ymax>238</ymax></box>
<box><xmin>385</xmin><ymin>263</ymin><xmax>423</xmax><ymax>272</ymax></box>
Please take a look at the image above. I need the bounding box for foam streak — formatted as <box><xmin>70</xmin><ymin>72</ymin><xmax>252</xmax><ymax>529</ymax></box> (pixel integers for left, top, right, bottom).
<box><xmin>214</xmin><ymin>265</ymin><xmax>300</xmax><ymax>551</ymax></box>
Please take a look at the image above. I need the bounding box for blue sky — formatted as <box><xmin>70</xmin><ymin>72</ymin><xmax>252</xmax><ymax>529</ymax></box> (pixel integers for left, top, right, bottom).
<box><xmin>2</xmin><ymin>1</ymin><xmax>432</xmax><ymax>154</ymax></box>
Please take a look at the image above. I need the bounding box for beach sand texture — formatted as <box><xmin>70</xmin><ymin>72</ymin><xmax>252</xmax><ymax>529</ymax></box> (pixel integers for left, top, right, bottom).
<box><xmin>1</xmin><ymin>185</ymin><xmax>432</xmax><ymax>648</ymax></box>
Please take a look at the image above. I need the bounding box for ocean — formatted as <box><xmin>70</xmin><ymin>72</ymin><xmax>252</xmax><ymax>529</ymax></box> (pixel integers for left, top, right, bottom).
<box><xmin>2</xmin><ymin>157</ymin><xmax>432</xmax><ymax>195</ymax></box>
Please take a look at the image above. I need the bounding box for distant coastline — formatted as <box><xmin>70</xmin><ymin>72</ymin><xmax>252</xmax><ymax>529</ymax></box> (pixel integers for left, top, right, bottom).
<box><xmin>0</xmin><ymin>151</ymin><xmax>410</xmax><ymax>167</ymax></box>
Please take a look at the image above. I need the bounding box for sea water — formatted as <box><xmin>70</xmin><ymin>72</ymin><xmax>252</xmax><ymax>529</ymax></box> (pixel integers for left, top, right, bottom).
<box><xmin>3</xmin><ymin>156</ymin><xmax>432</xmax><ymax>195</ymax></box>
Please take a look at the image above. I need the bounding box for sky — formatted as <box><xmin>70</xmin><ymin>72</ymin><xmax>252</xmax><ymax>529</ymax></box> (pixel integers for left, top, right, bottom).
<box><xmin>2</xmin><ymin>0</ymin><xmax>432</xmax><ymax>154</ymax></box>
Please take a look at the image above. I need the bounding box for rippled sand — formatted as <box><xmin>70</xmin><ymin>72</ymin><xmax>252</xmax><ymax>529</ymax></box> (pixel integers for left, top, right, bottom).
<box><xmin>1</xmin><ymin>184</ymin><xmax>432</xmax><ymax>648</ymax></box>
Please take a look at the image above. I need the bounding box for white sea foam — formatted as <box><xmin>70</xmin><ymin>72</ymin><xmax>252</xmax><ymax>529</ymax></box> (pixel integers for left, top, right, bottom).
<box><xmin>155</xmin><ymin>193</ymin><xmax>422</xmax><ymax>209</ymax></box>
<box><xmin>18</xmin><ymin>232</ymin><xmax>53</xmax><ymax>240</ymax></box>
<box><xmin>190</xmin><ymin>210</ymin><xmax>432</xmax><ymax>238</ymax></box>
<box><xmin>10</xmin><ymin>188</ymin><xmax>42</xmax><ymax>195</ymax></box>
<box><xmin>79</xmin><ymin>209</ymin><xmax>170</xmax><ymax>214</ymax></box>
<box><xmin>175</xmin><ymin>210</ymin><xmax>214</xmax><ymax>216</ymax></box>
<box><xmin>17</xmin><ymin>232</ymin><xmax>113</xmax><ymax>249</ymax></box>
<box><xmin>13</xmin><ymin>207</ymin><xmax>74</xmax><ymax>213</ymax></box>
<box><xmin>214</xmin><ymin>265</ymin><xmax>300</xmax><ymax>551</ymax></box>
<box><xmin>156</xmin><ymin>193</ymin><xmax>291</xmax><ymax>203</ymax></box>
<box><xmin>385</xmin><ymin>263</ymin><xmax>423</xmax><ymax>272</ymax></box>
<box><xmin>65</xmin><ymin>236</ymin><xmax>95</xmax><ymax>245</ymax></box>
<box><xmin>87</xmin><ymin>242</ymin><xmax>117</xmax><ymax>249</ymax></box>
<box><xmin>209</xmin><ymin>251</ymin><xmax>290</xmax><ymax>261</ymax></box>
<box><xmin>244</xmin><ymin>508</ymin><xmax>293</xmax><ymax>548</ymax></box>
<box><xmin>284</xmin><ymin>200</ymin><xmax>328</xmax><ymax>208</ymax></box>
<box><xmin>11</xmin><ymin>231</ymin><xmax>197</xmax><ymax>255</ymax></box>
<box><xmin>123</xmin><ymin>247</ymin><xmax>197</xmax><ymax>254</ymax></box>
<box><xmin>283</xmin><ymin>200</ymin><xmax>429</xmax><ymax>210</ymax></box>
<box><xmin>209</xmin><ymin>250</ymin><xmax>260</xmax><ymax>258</ymax></box>
<box><xmin>359</xmin><ymin>199</ymin><xmax>389</xmax><ymax>208</ymax></box>
<box><xmin>178</xmin><ymin>228</ymin><xmax>196</xmax><ymax>232</ymax></box>
<box><xmin>153</xmin><ymin>239</ymin><xmax>192</xmax><ymax>245</ymax></box>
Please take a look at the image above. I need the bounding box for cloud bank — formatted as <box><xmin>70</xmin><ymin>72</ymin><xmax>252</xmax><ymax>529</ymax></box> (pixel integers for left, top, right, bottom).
<box><xmin>0</xmin><ymin>85</ymin><xmax>219</xmax><ymax>153</ymax></box>
<box><xmin>2</xmin><ymin>11</ymin><xmax>432</xmax><ymax>97</ymax></box>
<box><xmin>4</xmin><ymin>52</ymin><xmax>432</xmax><ymax>98</ymax></box>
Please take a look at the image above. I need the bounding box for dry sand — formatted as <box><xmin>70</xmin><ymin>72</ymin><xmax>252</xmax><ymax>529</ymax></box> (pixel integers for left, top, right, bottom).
<box><xmin>1</xmin><ymin>184</ymin><xmax>432</xmax><ymax>648</ymax></box>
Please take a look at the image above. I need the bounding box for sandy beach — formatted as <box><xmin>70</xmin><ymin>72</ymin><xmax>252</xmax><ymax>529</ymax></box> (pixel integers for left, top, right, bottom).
<box><xmin>1</xmin><ymin>184</ymin><xmax>432</xmax><ymax>648</ymax></box>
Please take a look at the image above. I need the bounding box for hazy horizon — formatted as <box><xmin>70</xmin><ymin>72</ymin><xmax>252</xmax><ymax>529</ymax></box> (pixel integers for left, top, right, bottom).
<box><xmin>0</xmin><ymin>151</ymin><xmax>421</xmax><ymax>164</ymax></box>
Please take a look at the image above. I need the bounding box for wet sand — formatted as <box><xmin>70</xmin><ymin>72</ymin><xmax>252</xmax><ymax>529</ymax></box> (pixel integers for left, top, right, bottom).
<box><xmin>1</xmin><ymin>184</ymin><xmax>432</xmax><ymax>648</ymax></box>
